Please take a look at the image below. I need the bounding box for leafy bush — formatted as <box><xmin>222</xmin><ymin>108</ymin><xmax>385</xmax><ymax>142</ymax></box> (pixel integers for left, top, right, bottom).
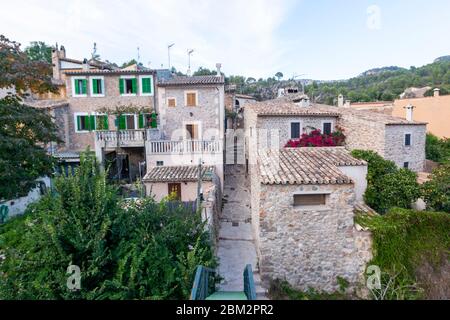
<box><xmin>357</xmin><ymin>208</ymin><xmax>450</xmax><ymax>299</ymax></box>
<box><xmin>421</xmin><ymin>163</ymin><xmax>450</xmax><ymax>212</ymax></box>
<box><xmin>0</xmin><ymin>152</ymin><xmax>215</xmax><ymax>299</ymax></box>
<box><xmin>351</xmin><ymin>150</ymin><xmax>420</xmax><ymax>213</ymax></box>
<box><xmin>425</xmin><ymin>134</ymin><xmax>450</xmax><ymax>164</ymax></box>
<box><xmin>285</xmin><ymin>127</ymin><xmax>346</xmax><ymax>148</ymax></box>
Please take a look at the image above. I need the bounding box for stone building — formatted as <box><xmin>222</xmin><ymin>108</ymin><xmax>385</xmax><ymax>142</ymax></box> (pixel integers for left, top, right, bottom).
<box><xmin>143</xmin><ymin>73</ymin><xmax>226</xmax><ymax>200</ymax></box>
<box><xmin>249</xmin><ymin>148</ymin><xmax>372</xmax><ymax>292</ymax></box>
<box><xmin>244</xmin><ymin>95</ymin><xmax>427</xmax><ymax>172</ymax></box>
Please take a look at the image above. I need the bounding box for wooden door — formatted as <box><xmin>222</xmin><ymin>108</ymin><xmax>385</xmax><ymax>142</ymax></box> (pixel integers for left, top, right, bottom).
<box><xmin>168</xmin><ymin>183</ymin><xmax>182</xmax><ymax>200</ymax></box>
<box><xmin>186</xmin><ymin>124</ymin><xmax>199</xmax><ymax>140</ymax></box>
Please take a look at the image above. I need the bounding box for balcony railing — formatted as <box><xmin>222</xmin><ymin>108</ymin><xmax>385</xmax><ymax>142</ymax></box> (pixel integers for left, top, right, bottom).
<box><xmin>148</xmin><ymin>140</ymin><xmax>222</xmax><ymax>154</ymax></box>
<box><xmin>95</xmin><ymin>130</ymin><xmax>146</xmax><ymax>148</ymax></box>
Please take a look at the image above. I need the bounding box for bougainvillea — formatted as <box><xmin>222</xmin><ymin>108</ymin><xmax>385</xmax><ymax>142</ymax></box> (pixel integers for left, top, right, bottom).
<box><xmin>285</xmin><ymin>127</ymin><xmax>346</xmax><ymax>148</ymax></box>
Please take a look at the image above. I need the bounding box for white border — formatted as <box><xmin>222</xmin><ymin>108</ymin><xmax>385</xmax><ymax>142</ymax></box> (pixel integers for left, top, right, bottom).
<box><xmin>289</xmin><ymin>120</ymin><xmax>302</xmax><ymax>139</ymax></box>
<box><xmin>321</xmin><ymin>120</ymin><xmax>334</xmax><ymax>134</ymax></box>
<box><xmin>72</xmin><ymin>76</ymin><xmax>87</xmax><ymax>97</ymax></box>
<box><xmin>89</xmin><ymin>76</ymin><xmax>105</xmax><ymax>97</ymax></box>
<box><xmin>139</xmin><ymin>75</ymin><xmax>154</xmax><ymax>96</ymax></box>
<box><xmin>74</xmin><ymin>112</ymin><xmax>89</xmax><ymax>133</ymax></box>
<box><xmin>184</xmin><ymin>90</ymin><xmax>198</xmax><ymax>107</ymax></box>
<box><xmin>120</xmin><ymin>75</ymin><xmax>137</xmax><ymax>96</ymax></box>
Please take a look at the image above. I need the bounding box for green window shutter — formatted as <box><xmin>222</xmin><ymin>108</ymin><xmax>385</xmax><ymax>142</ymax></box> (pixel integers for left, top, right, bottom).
<box><xmin>103</xmin><ymin>116</ymin><xmax>109</xmax><ymax>130</ymax></box>
<box><xmin>118</xmin><ymin>115</ymin><xmax>126</xmax><ymax>130</ymax></box>
<box><xmin>82</xmin><ymin>79</ymin><xmax>87</xmax><ymax>94</ymax></box>
<box><xmin>74</xmin><ymin>80</ymin><xmax>80</xmax><ymax>95</ymax></box>
<box><xmin>92</xmin><ymin>79</ymin><xmax>98</xmax><ymax>94</ymax></box>
<box><xmin>131</xmin><ymin>78</ymin><xmax>137</xmax><ymax>94</ymax></box>
<box><xmin>142</xmin><ymin>78</ymin><xmax>151</xmax><ymax>93</ymax></box>
<box><xmin>76</xmin><ymin>115</ymin><xmax>81</xmax><ymax>131</ymax></box>
<box><xmin>89</xmin><ymin>115</ymin><xmax>96</xmax><ymax>131</ymax></box>
<box><xmin>119</xmin><ymin>79</ymin><xmax>124</xmax><ymax>94</ymax></box>
<box><xmin>149</xmin><ymin>77</ymin><xmax>153</xmax><ymax>94</ymax></box>
<box><xmin>150</xmin><ymin>112</ymin><xmax>157</xmax><ymax>128</ymax></box>
<box><xmin>138</xmin><ymin>114</ymin><xmax>144</xmax><ymax>128</ymax></box>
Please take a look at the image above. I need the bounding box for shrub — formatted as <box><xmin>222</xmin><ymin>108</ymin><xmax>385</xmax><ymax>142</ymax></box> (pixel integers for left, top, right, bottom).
<box><xmin>351</xmin><ymin>150</ymin><xmax>420</xmax><ymax>213</ymax></box>
<box><xmin>357</xmin><ymin>208</ymin><xmax>450</xmax><ymax>299</ymax></box>
<box><xmin>0</xmin><ymin>151</ymin><xmax>215</xmax><ymax>299</ymax></box>
<box><xmin>425</xmin><ymin>134</ymin><xmax>450</xmax><ymax>164</ymax></box>
<box><xmin>285</xmin><ymin>127</ymin><xmax>346</xmax><ymax>148</ymax></box>
<box><xmin>421</xmin><ymin>163</ymin><xmax>450</xmax><ymax>212</ymax></box>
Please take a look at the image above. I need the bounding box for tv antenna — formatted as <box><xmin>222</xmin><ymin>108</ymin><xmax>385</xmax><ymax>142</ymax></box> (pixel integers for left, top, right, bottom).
<box><xmin>168</xmin><ymin>43</ymin><xmax>175</xmax><ymax>70</ymax></box>
<box><xmin>187</xmin><ymin>49</ymin><xmax>194</xmax><ymax>75</ymax></box>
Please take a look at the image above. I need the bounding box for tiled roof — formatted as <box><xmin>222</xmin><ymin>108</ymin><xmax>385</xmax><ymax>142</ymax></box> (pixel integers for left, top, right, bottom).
<box><xmin>26</xmin><ymin>99</ymin><xmax>69</xmax><ymax>109</ymax></box>
<box><xmin>247</xmin><ymin>100</ymin><xmax>341</xmax><ymax>117</ymax></box>
<box><xmin>258</xmin><ymin>147</ymin><xmax>366</xmax><ymax>185</ymax></box>
<box><xmin>143</xmin><ymin>165</ymin><xmax>215</xmax><ymax>182</ymax></box>
<box><xmin>354</xmin><ymin>202</ymin><xmax>378</xmax><ymax>216</ymax></box>
<box><xmin>337</xmin><ymin>106</ymin><xmax>427</xmax><ymax>125</ymax></box>
<box><xmin>158</xmin><ymin>75</ymin><xmax>225</xmax><ymax>86</ymax></box>
<box><xmin>64</xmin><ymin>69</ymin><xmax>154</xmax><ymax>75</ymax></box>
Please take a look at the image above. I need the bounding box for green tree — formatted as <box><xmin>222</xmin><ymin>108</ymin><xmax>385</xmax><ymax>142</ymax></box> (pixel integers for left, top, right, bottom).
<box><xmin>121</xmin><ymin>59</ymin><xmax>143</xmax><ymax>68</ymax></box>
<box><xmin>0</xmin><ymin>35</ymin><xmax>59</xmax><ymax>201</ymax></box>
<box><xmin>24</xmin><ymin>41</ymin><xmax>52</xmax><ymax>64</ymax></box>
<box><xmin>0</xmin><ymin>152</ymin><xmax>216</xmax><ymax>299</ymax></box>
<box><xmin>421</xmin><ymin>163</ymin><xmax>450</xmax><ymax>212</ymax></box>
<box><xmin>193</xmin><ymin>67</ymin><xmax>217</xmax><ymax>76</ymax></box>
<box><xmin>351</xmin><ymin>150</ymin><xmax>421</xmax><ymax>213</ymax></box>
<box><xmin>425</xmin><ymin>133</ymin><xmax>450</xmax><ymax>163</ymax></box>
<box><xmin>275</xmin><ymin>72</ymin><xmax>283</xmax><ymax>81</ymax></box>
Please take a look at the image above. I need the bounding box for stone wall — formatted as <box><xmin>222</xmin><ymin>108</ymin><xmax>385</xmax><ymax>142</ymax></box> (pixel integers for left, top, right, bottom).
<box><xmin>251</xmin><ymin>178</ymin><xmax>372</xmax><ymax>292</ymax></box>
<box><xmin>66</xmin><ymin>74</ymin><xmax>155</xmax><ymax>151</ymax></box>
<box><xmin>157</xmin><ymin>85</ymin><xmax>224</xmax><ymax>141</ymax></box>
<box><xmin>338</xmin><ymin>113</ymin><xmax>386</xmax><ymax>157</ymax></box>
<box><xmin>384</xmin><ymin>124</ymin><xmax>426</xmax><ymax>172</ymax></box>
<box><xmin>257</xmin><ymin>115</ymin><xmax>338</xmax><ymax>148</ymax></box>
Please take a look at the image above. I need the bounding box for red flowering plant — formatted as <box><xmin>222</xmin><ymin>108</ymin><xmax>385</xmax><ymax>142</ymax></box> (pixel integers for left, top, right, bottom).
<box><xmin>285</xmin><ymin>126</ymin><xmax>346</xmax><ymax>148</ymax></box>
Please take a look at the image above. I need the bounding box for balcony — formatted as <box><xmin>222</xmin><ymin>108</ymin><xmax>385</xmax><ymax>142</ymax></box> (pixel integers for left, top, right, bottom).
<box><xmin>95</xmin><ymin>130</ymin><xmax>146</xmax><ymax>148</ymax></box>
<box><xmin>148</xmin><ymin>140</ymin><xmax>222</xmax><ymax>154</ymax></box>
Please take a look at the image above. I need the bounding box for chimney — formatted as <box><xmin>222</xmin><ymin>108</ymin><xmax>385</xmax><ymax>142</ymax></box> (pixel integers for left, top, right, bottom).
<box><xmin>82</xmin><ymin>58</ymin><xmax>89</xmax><ymax>71</ymax></box>
<box><xmin>52</xmin><ymin>44</ymin><xmax>61</xmax><ymax>80</ymax></box>
<box><xmin>338</xmin><ymin>94</ymin><xmax>344</xmax><ymax>107</ymax></box>
<box><xmin>434</xmin><ymin>88</ymin><xmax>440</xmax><ymax>97</ymax></box>
<box><xmin>59</xmin><ymin>45</ymin><xmax>66</xmax><ymax>59</ymax></box>
<box><xmin>405</xmin><ymin>104</ymin><xmax>414</xmax><ymax>121</ymax></box>
<box><xmin>215</xmin><ymin>63</ymin><xmax>222</xmax><ymax>77</ymax></box>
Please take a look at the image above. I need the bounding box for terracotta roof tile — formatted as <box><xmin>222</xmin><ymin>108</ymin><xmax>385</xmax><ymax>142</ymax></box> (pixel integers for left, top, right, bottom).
<box><xmin>158</xmin><ymin>75</ymin><xmax>225</xmax><ymax>86</ymax></box>
<box><xmin>143</xmin><ymin>165</ymin><xmax>215</xmax><ymax>182</ymax></box>
<box><xmin>258</xmin><ymin>147</ymin><xmax>366</xmax><ymax>185</ymax></box>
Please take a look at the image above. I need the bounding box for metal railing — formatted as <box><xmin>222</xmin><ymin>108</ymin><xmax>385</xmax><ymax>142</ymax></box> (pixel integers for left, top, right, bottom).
<box><xmin>243</xmin><ymin>264</ymin><xmax>257</xmax><ymax>300</ymax></box>
<box><xmin>190</xmin><ymin>266</ymin><xmax>216</xmax><ymax>300</ymax></box>
<box><xmin>148</xmin><ymin>140</ymin><xmax>221</xmax><ymax>154</ymax></box>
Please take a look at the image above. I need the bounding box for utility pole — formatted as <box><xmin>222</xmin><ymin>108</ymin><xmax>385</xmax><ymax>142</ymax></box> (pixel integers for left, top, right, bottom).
<box><xmin>168</xmin><ymin>43</ymin><xmax>175</xmax><ymax>70</ymax></box>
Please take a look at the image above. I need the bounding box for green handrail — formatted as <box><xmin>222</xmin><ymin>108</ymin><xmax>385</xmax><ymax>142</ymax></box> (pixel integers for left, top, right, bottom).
<box><xmin>243</xmin><ymin>264</ymin><xmax>257</xmax><ymax>300</ymax></box>
<box><xmin>190</xmin><ymin>266</ymin><xmax>216</xmax><ymax>300</ymax></box>
<box><xmin>0</xmin><ymin>205</ymin><xmax>9</xmax><ymax>224</ymax></box>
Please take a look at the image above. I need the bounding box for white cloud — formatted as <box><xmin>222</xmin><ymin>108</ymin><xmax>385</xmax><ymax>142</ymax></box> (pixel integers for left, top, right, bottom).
<box><xmin>0</xmin><ymin>0</ymin><xmax>295</xmax><ymax>78</ymax></box>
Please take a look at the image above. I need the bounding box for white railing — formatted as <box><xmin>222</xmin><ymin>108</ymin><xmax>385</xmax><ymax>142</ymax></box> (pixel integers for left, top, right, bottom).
<box><xmin>149</xmin><ymin>140</ymin><xmax>222</xmax><ymax>154</ymax></box>
<box><xmin>95</xmin><ymin>130</ymin><xmax>146</xmax><ymax>147</ymax></box>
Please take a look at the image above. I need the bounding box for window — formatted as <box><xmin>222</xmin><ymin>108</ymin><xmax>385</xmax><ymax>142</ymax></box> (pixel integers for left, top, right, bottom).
<box><xmin>156</xmin><ymin>161</ymin><xmax>164</xmax><ymax>166</ymax></box>
<box><xmin>185</xmin><ymin>91</ymin><xmax>197</xmax><ymax>107</ymax></box>
<box><xmin>167</xmin><ymin>97</ymin><xmax>176</xmax><ymax>107</ymax></box>
<box><xmin>119</xmin><ymin>77</ymin><xmax>137</xmax><ymax>95</ymax></box>
<box><xmin>117</xmin><ymin>114</ymin><xmax>137</xmax><ymax>130</ymax></box>
<box><xmin>290</xmin><ymin>122</ymin><xmax>301</xmax><ymax>139</ymax></box>
<box><xmin>186</xmin><ymin>124</ymin><xmax>199</xmax><ymax>139</ymax></box>
<box><xmin>90</xmin><ymin>77</ymin><xmax>104</xmax><ymax>96</ymax></box>
<box><xmin>72</xmin><ymin>78</ymin><xmax>87</xmax><ymax>96</ymax></box>
<box><xmin>293</xmin><ymin>194</ymin><xmax>326</xmax><ymax>206</ymax></box>
<box><xmin>322</xmin><ymin>122</ymin><xmax>332</xmax><ymax>135</ymax></box>
<box><xmin>403</xmin><ymin>162</ymin><xmax>409</xmax><ymax>169</ymax></box>
<box><xmin>75</xmin><ymin>113</ymin><xmax>94</xmax><ymax>132</ymax></box>
<box><xmin>138</xmin><ymin>113</ymin><xmax>155</xmax><ymax>129</ymax></box>
<box><xmin>140</xmin><ymin>76</ymin><xmax>153</xmax><ymax>95</ymax></box>
<box><xmin>405</xmin><ymin>133</ymin><xmax>412</xmax><ymax>146</ymax></box>
<box><xmin>95</xmin><ymin>115</ymin><xmax>109</xmax><ymax>130</ymax></box>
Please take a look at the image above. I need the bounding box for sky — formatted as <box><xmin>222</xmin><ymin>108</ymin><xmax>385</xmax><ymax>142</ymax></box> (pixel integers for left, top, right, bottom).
<box><xmin>1</xmin><ymin>0</ymin><xmax>450</xmax><ymax>80</ymax></box>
